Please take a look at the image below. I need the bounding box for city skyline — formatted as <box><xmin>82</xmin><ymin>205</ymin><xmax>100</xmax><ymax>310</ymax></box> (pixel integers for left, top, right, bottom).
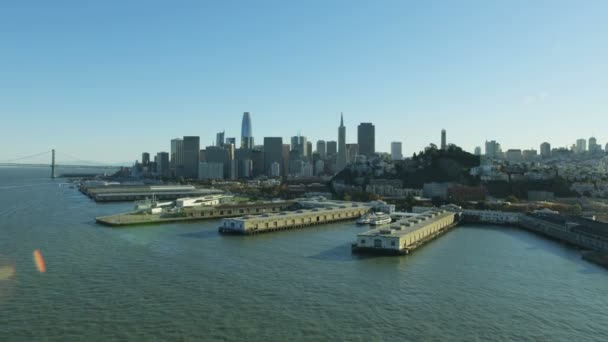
<box><xmin>2</xmin><ymin>1</ymin><xmax>608</xmax><ymax>163</ymax></box>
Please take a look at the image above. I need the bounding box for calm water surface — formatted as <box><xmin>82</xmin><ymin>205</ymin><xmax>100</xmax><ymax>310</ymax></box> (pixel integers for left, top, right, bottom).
<box><xmin>1</xmin><ymin>167</ymin><xmax>607</xmax><ymax>341</ymax></box>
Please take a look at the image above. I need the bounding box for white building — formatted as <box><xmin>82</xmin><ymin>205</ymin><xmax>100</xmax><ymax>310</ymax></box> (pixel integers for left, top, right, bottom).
<box><xmin>271</xmin><ymin>162</ymin><xmax>281</xmax><ymax>178</ymax></box>
<box><xmin>391</xmin><ymin>142</ymin><xmax>403</xmax><ymax>160</ymax></box>
<box><xmin>576</xmin><ymin>139</ymin><xmax>587</xmax><ymax>153</ymax></box>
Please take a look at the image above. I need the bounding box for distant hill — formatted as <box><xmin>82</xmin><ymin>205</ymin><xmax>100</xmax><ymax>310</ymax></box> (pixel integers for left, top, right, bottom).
<box><xmin>333</xmin><ymin>144</ymin><xmax>481</xmax><ymax>190</ymax></box>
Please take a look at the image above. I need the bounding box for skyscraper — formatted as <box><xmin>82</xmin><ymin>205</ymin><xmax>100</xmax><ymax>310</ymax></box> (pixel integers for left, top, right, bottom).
<box><xmin>540</xmin><ymin>142</ymin><xmax>551</xmax><ymax>158</ymax></box>
<box><xmin>326</xmin><ymin>141</ymin><xmax>337</xmax><ymax>156</ymax></box>
<box><xmin>337</xmin><ymin>113</ymin><xmax>347</xmax><ymax>170</ymax></box>
<box><xmin>589</xmin><ymin>137</ymin><xmax>598</xmax><ymax>153</ymax></box>
<box><xmin>264</xmin><ymin>137</ymin><xmax>283</xmax><ymax>177</ymax></box>
<box><xmin>291</xmin><ymin>135</ymin><xmax>307</xmax><ymax>157</ymax></box>
<box><xmin>485</xmin><ymin>140</ymin><xmax>502</xmax><ymax>158</ymax></box>
<box><xmin>391</xmin><ymin>142</ymin><xmax>403</xmax><ymax>160</ymax></box>
<box><xmin>441</xmin><ymin>129</ymin><xmax>447</xmax><ymax>150</ymax></box>
<box><xmin>357</xmin><ymin>122</ymin><xmax>375</xmax><ymax>157</ymax></box>
<box><xmin>316</xmin><ymin>140</ymin><xmax>326</xmax><ymax>157</ymax></box>
<box><xmin>216</xmin><ymin>131</ymin><xmax>225</xmax><ymax>147</ymax></box>
<box><xmin>241</xmin><ymin>112</ymin><xmax>254</xmax><ymax>149</ymax></box>
<box><xmin>156</xmin><ymin>152</ymin><xmax>169</xmax><ymax>177</ymax></box>
<box><xmin>182</xmin><ymin>136</ymin><xmax>200</xmax><ymax>179</ymax></box>
<box><xmin>141</xmin><ymin>152</ymin><xmax>150</xmax><ymax>166</ymax></box>
<box><xmin>576</xmin><ymin>139</ymin><xmax>587</xmax><ymax>154</ymax></box>
<box><xmin>170</xmin><ymin>138</ymin><xmax>184</xmax><ymax>177</ymax></box>
<box><xmin>226</xmin><ymin>137</ymin><xmax>236</xmax><ymax>146</ymax></box>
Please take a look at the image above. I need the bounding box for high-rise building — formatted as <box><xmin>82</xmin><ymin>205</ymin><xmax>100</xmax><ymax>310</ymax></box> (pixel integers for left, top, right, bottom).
<box><xmin>391</xmin><ymin>142</ymin><xmax>403</xmax><ymax>160</ymax></box>
<box><xmin>170</xmin><ymin>138</ymin><xmax>184</xmax><ymax>177</ymax></box>
<box><xmin>576</xmin><ymin>139</ymin><xmax>587</xmax><ymax>154</ymax></box>
<box><xmin>141</xmin><ymin>152</ymin><xmax>150</xmax><ymax>166</ymax></box>
<box><xmin>316</xmin><ymin>140</ymin><xmax>326</xmax><ymax>157</ymax></box>
<box><xmin>441</xmin><ymin>129</ymin><xmax>447</xmax><ymax>150</ymax></box>
<box><xmin>485</xmin><ymin>140</ymin><xmax>502</xmax><ymax>159</ymax></box>
<box><xmin>282</xmin><ymin>144</ymin><xmax>290</xmax><ymax>178</ymax></box>
<box><xmin>241</xmin><ymin>112</ymin><xmax>254</xmax><ymax>149</ymax></box>
<box><xmin>474</xmin><ymin>146</ymin><xmax>482</xmax><ymax>156</ymax></box>
<box><xmin>226</xmin><ymin>137</ymin><xmax>236</xmax><ymax>146</ymax></box>
<box><xmin>346</xmin><ymin>143</ymin><xmax>359</xmax><ymax>162</ymax></box>
<box><xmin>264</xmin><ymin>137</ymin><xmax>283</xmax><ymax>177</ymax></box>
<box><xmin>216</xmin><ymin>131</ymin><xmax>225</xmax><ymax>147</ymax></box>
<box><xmin>198</xmin><ymin>162</ymin><xmax>224</xmax><ymax>180</ymax></box>
<box><xmin>337</xmin><ymin>113</ymin><xmax>347</xmax><ymax>170</ymax></box>
<box><xmin>326</xmin><ymin>141</ymin><xmax>337</xmax><ymax>156</ymax></box>
<box><xmin>182</xmin><ymin>136</ymin><xmax>200</xmax><ymax>179</ymax></box>
<box><xmin>291</xmin><ymin>136</ymin><xmax>308</xmax><ymax>157</ymax></box>
<box><xmin>540</xmin><ymin>142</ymin><xmax>551</xmax><ymax>158</ymax></box>
<box><xmin>156</xmin><ymin>152</ymin><xmax>169</xmax><ymax>177</ymax></box>
<box><xmin>605</xmin><ymin>143</ymin><xmax>608</xmax><ymax>153</ymax></box>
<box><xmin>589</xmin><ymin>137</ymin><xmax>599</xmax><ymax>153</ymax></box>
<box><xmin>270</xmin><ymin>162</ymin><xmax>281</xmax><ymax>178</ymax></box>
<box><xmin>357</xmin><ymin>122</ymin><xmax>375</xmax><ymax>156</ymax></box>
<box><xmin>306</xmin><ymin>141</ymin><xmax>312</xmax><ymax>158</ymax></box>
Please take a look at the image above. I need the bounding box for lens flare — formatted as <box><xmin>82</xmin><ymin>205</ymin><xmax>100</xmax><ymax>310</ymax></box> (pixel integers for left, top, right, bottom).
<box><xmin>33</xmin><ymin>250</ymin><xmax>46</xmax><ymax>273</ymax></box>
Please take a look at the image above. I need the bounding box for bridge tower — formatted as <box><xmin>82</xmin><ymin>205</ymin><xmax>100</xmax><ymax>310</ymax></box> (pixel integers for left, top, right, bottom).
<box><xmin>51</xmin><ymin>149</ymin><xmax>56</xmax><ymax>178</ymax></box>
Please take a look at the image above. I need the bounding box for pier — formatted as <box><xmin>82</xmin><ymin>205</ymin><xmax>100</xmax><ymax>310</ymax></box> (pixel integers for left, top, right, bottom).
<box><xmin>352</xmin><ymin>210</ymin><xmax>458</xmax><ymax>255</ymax></box>
<box><xmin>219</xmin><ymin>202</ymin><xmax>371</xmax><ymax>234</ymax></box>
<box><xmin>96</xmin><ymin>200</ymin><xmax>295</xmax><ymax>227</ymax></box>
<box><xmin>81</xmin><ymin>184</ymin><xmax>223</xmax><ymax>202</ymax></box>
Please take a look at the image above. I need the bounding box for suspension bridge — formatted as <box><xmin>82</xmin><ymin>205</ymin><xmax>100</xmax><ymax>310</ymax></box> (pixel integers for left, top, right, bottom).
<box><xmin>0</xmin><ymin>150</ymin><xmax>125</xmax><ymax>178</ymax></box>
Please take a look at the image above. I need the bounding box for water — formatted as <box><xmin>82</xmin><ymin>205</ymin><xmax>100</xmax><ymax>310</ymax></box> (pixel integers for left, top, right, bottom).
<box><xmin>1</xmin><ymin>167</ymin><xmax>607</xmax><ymax>341</ymax></box>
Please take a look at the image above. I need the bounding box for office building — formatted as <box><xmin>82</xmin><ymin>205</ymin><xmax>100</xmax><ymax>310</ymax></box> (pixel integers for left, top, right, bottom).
<box><xmin>346</xmin><ymin>144</ymin><xmax>359</xmax><ymax>162</ymax></box>
<box><xmin>441</xmin><ymin>129</ymin><xmax>446</xmax><ymax>150</ymax></box>
<box><xmin>485</xmin><ymin>140</ymin><xmax>502</xmax><ymax>158</ymax></box>
<box><xmin>391</xmin><ymin>142</ymin><xmax>403</xmax><ymax>161</ymax></box>
<box><xmin>270</xmin><ymin>162</ymin><xmax>281</xmax><ymax>178</ymax></box>
<box><xmin>215</xmin><ymin>131</ymin><xmax>225</xmax><ymax>147</ymax></box>
<box><xmin>170</xmin><ymin>138</ymin><xmax>184</xmax><ymax>176</ymax></box>
<box><xmin>291</xmin><ymin>135</ymin><xmax>308</xmax><ymax>158</ymax></box>
<box><xmin>357</xmin><ymin>122</ymin><xmax>375</xmax><ymax>156</ymax></box>
<box><xmin>199</xmin><ymin>162</ymin><xmax>224</xmax><ymax>180</ymax></box>
<box><xmin>141</xmin><ymin>152</ymin><xmax>150</xmax><ymax>166</ymax></box>
<box><xmin>337</xmin><ymin>113</ymin><xmax>347</xmax><ymax>170</ymax></box>
<box><xmin>156</xmin><ymin>152</ymin><xmax>169</xmax><ymax>177</ymax></box>
<box><xmin>264</xmin><ymin>137</ymin><xmax>283</xmax><ymax>177</ymax></box>
<box><xmin>326</xmin><ymin>141</ymin><xmax>337</xmax><ymax>156</ymax></box>
<box><xmin>576</xmin><ymin>139</ymin><xmax>587</xmax><ymax>154</ymax></box>
<box><xmin>241</xmin><ymin>112</ymin><xmax>254</xmax><ymax>149</ymax></box>
<box><xmin>226</xmin><ymin>137</ymin><xmax>236</xmax><ymax>146</ymax></box>
<box><xmin>306</xmin><ymin>141</ymin><xmax>312</xmax><ymax>158</ymax></box>
<box><xmin>540</xmin><ymin>142</ymin><xmax>551</xmax><ymax>158</ymax></box>
<box><xmin>316</xmin><ymin>140</ymin><xmax>326</xmax><ymax>157</ymax></box>
<box><xmin>589</xmin><ymin>137</ymin><xmax>599</xmax><ymax>153</ymax></box>
<box><xmin>183</xmin><ymin>136</ymin><xmax>200</xmax><ymax>179</ymax></box>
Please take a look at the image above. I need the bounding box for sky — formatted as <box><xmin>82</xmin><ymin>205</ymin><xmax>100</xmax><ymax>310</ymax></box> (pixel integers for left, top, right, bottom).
<box><xmin>1</xmin><ymin>0</ymin><xmax>608</xmax><ymax>164</ymax></box>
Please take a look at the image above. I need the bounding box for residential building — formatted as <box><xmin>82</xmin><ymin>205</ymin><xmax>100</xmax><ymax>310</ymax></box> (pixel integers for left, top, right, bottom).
<box><xmin>391</xmin><ymin>142</ymin><xmax>403</xmax><ymax>160</ymax></box>
<box><xmin>540</xmin><ymin>142</ymin><xmax>551</xmax><ymax>158</ymax></box>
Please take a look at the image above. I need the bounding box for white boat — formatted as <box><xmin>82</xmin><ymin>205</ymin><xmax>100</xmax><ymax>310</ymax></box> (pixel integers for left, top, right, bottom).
<box><xmin>369</xmin><ymin>213</ymin><xmax>392</xmax><ymax>226</ymax></box>
<box><xmin>356</xmin><ymin>215</ymin><xmax>371</xmax><ymax>225</ymax></box>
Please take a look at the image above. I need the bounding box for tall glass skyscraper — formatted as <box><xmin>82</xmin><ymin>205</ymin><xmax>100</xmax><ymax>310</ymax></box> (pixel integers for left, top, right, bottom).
<box><xmin>337</xmin><ymin>113</ymin><xmax>347</xmax><ymax>170</ymax></box>
<box><xmin>241</xmin><ymin>112</ymin><xmax>254</xmax><ymax>149</ymax></box>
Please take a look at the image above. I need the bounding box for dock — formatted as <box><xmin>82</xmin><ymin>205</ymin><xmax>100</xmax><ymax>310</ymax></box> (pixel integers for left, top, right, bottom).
<box><xmin>219</xmin><ymin>202</ymin><xmax>372</xmax><ymax>234</ymax></box>
<box><xmin>352</xmin><ymin>209</ymin><xmax>459</xmax><ymax>255</ymax></box>
<box><xmin>96</xmin><ymin>201</ymin><xmax>295</xmax><ymax>227</ymax></box>
<box><xmin>81</xmin><ymin>184</ymin><xmax>222</xmax><ymax>202</ymax></box>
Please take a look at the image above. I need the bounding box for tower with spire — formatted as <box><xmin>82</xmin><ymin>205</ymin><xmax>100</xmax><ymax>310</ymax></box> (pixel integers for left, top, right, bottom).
<box><xmin>337</xmin><ymin>112</ymin><xmax>347</xmax><ymax>171</ymax></box>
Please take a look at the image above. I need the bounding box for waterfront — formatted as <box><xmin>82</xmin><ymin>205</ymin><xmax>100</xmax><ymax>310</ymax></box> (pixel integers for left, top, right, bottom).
<box><xmin>1</xmin><ymin>168</ymin><xmax>608</xmax><ymax>341</ymax></box>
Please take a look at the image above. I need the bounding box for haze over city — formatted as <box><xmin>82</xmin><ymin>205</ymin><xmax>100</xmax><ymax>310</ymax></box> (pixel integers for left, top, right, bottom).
<box><xmin>2</xmin><ymin>0</ymin><xmax>608</xmax><ymax>163</ymax></box>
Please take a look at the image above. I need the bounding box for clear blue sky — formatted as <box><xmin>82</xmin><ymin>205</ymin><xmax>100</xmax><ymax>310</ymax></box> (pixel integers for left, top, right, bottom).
<box><xmin>2</xmin><ymin>0</ymin><xmax>607</xmax><ymax>164</ymax></box>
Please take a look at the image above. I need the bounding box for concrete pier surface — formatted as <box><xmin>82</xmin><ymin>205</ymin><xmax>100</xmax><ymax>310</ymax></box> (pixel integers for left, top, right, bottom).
<box><xmin>96</xmin><ymin>201</ymin><xmax>294</xmax><ymax>227</ymax></box>
<box><xmin>81</xmin><ymin>184</ymin><xmax>222</xmax><ymax>202</ymax></box>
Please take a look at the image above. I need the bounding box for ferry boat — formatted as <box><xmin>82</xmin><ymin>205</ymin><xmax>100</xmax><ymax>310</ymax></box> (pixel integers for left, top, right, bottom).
<box><xmin>356</xmin><ymin>214</ymin><xmax>371</xmax><ymax>225</ymax></box>
<box><xmin>369</xmin><ymin>213</ymin><xmax>392</xmax><ymax>226</ymax></box>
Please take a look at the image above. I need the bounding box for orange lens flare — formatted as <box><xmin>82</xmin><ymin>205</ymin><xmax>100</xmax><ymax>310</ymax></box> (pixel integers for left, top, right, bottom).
<box><xmin>33</xmin><ymin>250</ymin><xmax>46</xmax><ymax>273</ymax></box>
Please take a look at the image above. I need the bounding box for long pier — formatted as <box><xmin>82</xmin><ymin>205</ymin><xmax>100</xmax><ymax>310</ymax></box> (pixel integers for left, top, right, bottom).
<box><xmin>96</xmin><ymin>201</ymin><xmax>295</xmax><ymax>227</ymax></box>
<box><xmin>219</xmin><ymin>203</ymin><xmax>371</xmax><ymax>234</ymax></box>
